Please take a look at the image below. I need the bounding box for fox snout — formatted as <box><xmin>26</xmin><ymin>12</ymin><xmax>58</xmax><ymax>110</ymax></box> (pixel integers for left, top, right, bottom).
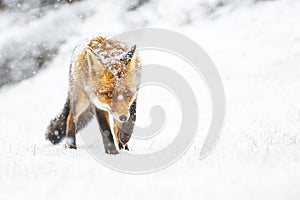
<box><xmin>119</xmin><ymin>115</ymin><xmax>128</xmax><ymax>122</ymax></box>
<box><xmin>112</xmin><ymin>94</ymin><xmax>134</xmax><ymax>122</ymax></box>
<box><xmin>113</xmin><ymin>112</ymin><xmax>130</xmax><ymax>122</ymax></box>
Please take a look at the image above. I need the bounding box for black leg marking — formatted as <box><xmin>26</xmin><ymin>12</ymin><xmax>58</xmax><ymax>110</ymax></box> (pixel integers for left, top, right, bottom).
<box><xmin>95</xmin><ymin>108</ymin><xmax>118</xmax><ymax>155</ymax></box>
<box><xmin>118</xmin><ymin>100</ymin><xmax>137</xmax><ymax>149</ymax></box>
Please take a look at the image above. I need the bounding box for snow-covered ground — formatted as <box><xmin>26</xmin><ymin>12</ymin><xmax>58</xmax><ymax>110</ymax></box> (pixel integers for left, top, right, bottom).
<box><xmin>1</xmin><ymin>0</ymin><xmax>300</xmax><ymax>199</ymax></box>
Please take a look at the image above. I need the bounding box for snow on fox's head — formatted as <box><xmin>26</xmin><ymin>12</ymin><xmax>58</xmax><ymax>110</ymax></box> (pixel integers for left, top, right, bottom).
<box><xmin>85</xmin><ymin>38</ymin><xmax>141</xmax><ymax>122</ymax></box>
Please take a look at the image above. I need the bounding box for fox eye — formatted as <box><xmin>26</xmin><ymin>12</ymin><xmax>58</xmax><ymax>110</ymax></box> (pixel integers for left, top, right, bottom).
<box><xmin>107</xmin><ymin>92</ymin><xmax>113</xmax><ymax>98</ymax></box>
<box><xmin>125</xmin><ymin>90</ymin><xmax>131</xmax><ymax>97</ymax></box>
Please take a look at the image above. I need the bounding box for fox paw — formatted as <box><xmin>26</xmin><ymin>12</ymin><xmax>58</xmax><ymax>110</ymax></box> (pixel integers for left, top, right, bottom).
<box><xmin>118</xmin><ymin>143</ymin><xmax>129</xmax><ymax>151</ymax></box>
<box><xmin>104</xmin><ymin>142</ymin><xmax>119</xmax><ymax>155</ymax></box>
<box><xmin>124</xmin><ymin>144</ymin><xmax>129</xmax><ymax>151</ymax></box>
<box><xmin>65</xmin><ymin>143</ymin><xmax>77</xmax><ymax>149</ymax></box>
<box><xmin>105</xmin><ymin>148</ymin><xmax>119</xmax><ymax>155</ymax></box>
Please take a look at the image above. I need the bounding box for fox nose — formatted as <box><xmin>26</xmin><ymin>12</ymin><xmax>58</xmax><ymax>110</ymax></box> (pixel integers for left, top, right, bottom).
<box><xmin>119</xmin><ymin>115</ymin><xmax>128</xmax><ymax>122</ymax></box>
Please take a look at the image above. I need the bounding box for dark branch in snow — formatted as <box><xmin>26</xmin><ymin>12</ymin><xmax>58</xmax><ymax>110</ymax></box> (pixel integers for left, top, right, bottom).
<box><xmin>0</xmin><ymin>0</ymin><xmax>82</xmax><ymax>13</ymax></box>
<box><xmin>127</xmin><ymin>0</ymin><xmax>150</xmax><ymax>11</ymax></box>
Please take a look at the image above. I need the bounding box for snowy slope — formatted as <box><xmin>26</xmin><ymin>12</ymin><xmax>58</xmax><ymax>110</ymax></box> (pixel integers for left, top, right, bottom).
<box><xmin>1</xmin><ymin>0</ymin><xmax>300</xmax><ymax>199</ymax></box>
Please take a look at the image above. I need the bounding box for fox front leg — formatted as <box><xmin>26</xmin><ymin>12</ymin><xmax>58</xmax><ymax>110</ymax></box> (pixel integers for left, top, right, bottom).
<box><xmin>113</xmin><ymin>120</ymin><xmax>129</xmax><ymax>150</ymax></box>
<box><xmin>95</xmin><ymin>108</ymin><xmax>119</xmax><ymax>155</ymax></box>
<box><xmin>115</xmin><ymin>100</ymin><xmax>137</xmax><ymax>150</ymax></box>
<box><xmin>65</xmin><ymin>112</ymin><xmax>77</xmax><ymax>149</ymax></box>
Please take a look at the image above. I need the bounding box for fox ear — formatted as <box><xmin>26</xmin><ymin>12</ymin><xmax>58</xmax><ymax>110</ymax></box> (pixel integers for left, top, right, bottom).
<box><xmin>122</xmin><ymin>45</ymin><xmax>136</xmax><ymax>63</ymax></box>
<box><xmin>86</xmin><ymin>48</ymin><xmax>105</xmax><ymax>74</ymax></box>
<box><xmin>123</xmin><ymin>45</ymin><xmax>137</xmax><ymax>72</ymax></box>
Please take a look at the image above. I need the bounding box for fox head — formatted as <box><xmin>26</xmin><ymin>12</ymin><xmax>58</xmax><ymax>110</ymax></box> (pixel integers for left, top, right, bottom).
<box><xmin>85</xmin><ymin>43</ymin><xmax>140</xmax><ymax>122</ymax></box>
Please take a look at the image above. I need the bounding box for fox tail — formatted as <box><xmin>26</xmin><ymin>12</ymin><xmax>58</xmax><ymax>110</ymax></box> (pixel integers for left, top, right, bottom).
<box><xmin>45</xmin><ymin>99</ymin><xmax>70</xmax><ymax>144</ymax></box>
<box><xmin>46</xmin><ymin>98</ymin><xmax>94</xmax><ymax>145</ymax></box>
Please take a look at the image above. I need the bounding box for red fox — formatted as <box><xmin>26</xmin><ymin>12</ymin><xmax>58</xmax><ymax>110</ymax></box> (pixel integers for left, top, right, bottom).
<box><xmin>46</xmin><ymin>36</ymin><xmax>141</xmax><ymax>154</ymax></box>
